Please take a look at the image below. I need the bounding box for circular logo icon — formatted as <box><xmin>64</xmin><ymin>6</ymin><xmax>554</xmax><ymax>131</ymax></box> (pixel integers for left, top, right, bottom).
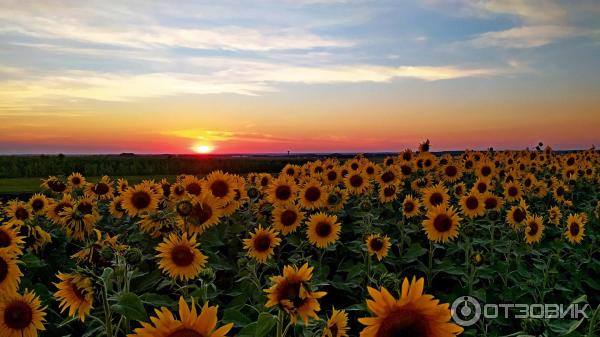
<box><xmin>451</xmin><ymin>296</ymin><xmax>481</xmax><ymax>327</ymax></box>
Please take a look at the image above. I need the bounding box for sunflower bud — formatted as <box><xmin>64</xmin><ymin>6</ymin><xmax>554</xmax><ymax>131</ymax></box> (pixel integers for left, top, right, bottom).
<box><xmin>199</xmin><ymin>267</ymin><xmax>215</xmax><ymax>281</ymax></box>
<box><xmin>327</xmin><ymin>193</ymin><xmax>340</xmax><ymax>206</ymax></box>
<box><xmin>471</xmin><ymin>252</ymin><xmax>483</xmax><ymax>266</ymax></box>
<box><xmin>124</xmin><ymin>247</ymin><xmax>142</xmax><ymax>265</ymax></box>
<box><xmin>360</xmin><ymin>200</ymin><xmax>371</xmax><ymax>211</ymax></box>
<box><xmin>176</xmin><ymin>200</ymin><xmax>193</xmax><ymax>217</ymax></box>
<box><xmin>247</xmin><ymin>187</ymin><xmax>260</xmax><ymax>200</ymax></box>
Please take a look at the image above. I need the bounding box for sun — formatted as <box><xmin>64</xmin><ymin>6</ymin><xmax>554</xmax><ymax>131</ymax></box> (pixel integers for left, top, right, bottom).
<box><xmin>192</xmin><ymin>144</ymin><xmax>214</xmax><ymax>154</ymax></box>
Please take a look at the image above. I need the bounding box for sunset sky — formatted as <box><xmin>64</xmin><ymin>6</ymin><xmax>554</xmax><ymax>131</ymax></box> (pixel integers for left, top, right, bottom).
<box><xmin>1</xmin><ymin>0</ymin><xmax>599</xmax><ymax>154</ymax></box>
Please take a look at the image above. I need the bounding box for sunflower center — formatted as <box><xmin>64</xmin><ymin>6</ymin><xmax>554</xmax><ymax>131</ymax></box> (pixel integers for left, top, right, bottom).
<box><xmin>167</xmin><ymin>328</ymin><xmax>204</xmax><ymax>337</ymax></box>
<box><xmin>376</xmin><ymin>307</ymin><xmax>428</xmax><ymax>337</ymax></box>
<box><xmin>186</xmin><ymin>183</ymin><xmax>202</xmax><ymax>196</ymax></box>
<box><xmin>329</xmin><ymin>324</ymin><xmax>339</xmax><ymax>337</ymax></box>
<box><xmin>556</xmin><ymin>186</ymin><xmax>565</xmax><ymax>196</ymax></box>
<box><xmin>0</xmin><ymin>230</ymin><xmax>11</xmax><ymax>248</ymax></box>
<box><xmin>93</xmin><ymin>183</ymin><xmax>110</xmax><ymax>195</ymax></box>
<box><xmin>49</xmin><ymin>180</ymin><xmax>67</xmax><ymax>192</ymax></box>
<box><xmin>253</xmin><ymin>234</ymin><xmax>272</xmax><ymax>252</ymax></box>
<box><xmin>315</xmin><ymin>222</ymin><xmax>332</xmax><ymax>237</ymax></box>
<box><xmin>286</xmin><ymin>168</ymin><xmax>295</xmax><ymax>176</ymax></box>
<box><xmin>466</xmin><ymin>196</ymin><xmax>479</xmax><ymax>210</ymax></box>
<box><xmin>3</xmin><ymin>300</ymin><xmax>33</xmax><ymax>330</ymax></box>
<box><xmin>351</xmin><ymin>163</ymin><xmax>359</xmax><ymax>170</ymax></box>
<box><xmin>131</xmin><ymin>191</ymin><xmax>152</xmax><ymax>209</ymax></box>
<box><xmin>210</xmin><ymin>180</ymin><xmax>229</xmax><ymax>198</ymax></box>
<box><xmin>275</xmin><ymin>185</ymin><xmax>292</xmax><ymax>201</ymax></box>
<box><xmin>429</xmin><ymin>193</ymin><xmax>443</xmax><ymax>206</ymax></box>
<box><xmin>370</xmin><ymin>238</ymin><xmax>384</xmax><ymax>251</ymax></box>
<box><xmin>77</xmin><ymin>202</ymin><xmax>93</xmax><ymax>215</ymax></box>
<box><xmin>481</xmin><ymin>166</ymin><xmax>492</xmax><ymax>176</ymax></box>
<box><xmin>400</xmin><ymin>165</ymin><xmax>412</xmax><ymax>176</ymax></box>
<box><xmin>260</xmin><ymin>177</ymin><xmax>269</xmax><ymax>187</ymax></box>
<box><xmin>366</xmin><ymin>166</ymin><xmax>375</xmax><ymax>175</ymax></box>
<box><xmin>0</xmin><ymin>257</ymin><xmax>8</xmax><ymax>282</ymax></box>
<box><xmin>383</xmin><ymin>186</ymin><xmax>396</xmax><ymax>197</ymax></box>
<box><xmin>477</xmin><ymin>183</ymin><xmax>487</xmax><ymax>193</ymax></box>
<box><xmin>279</xmin><ymin>281</ymin><xmax>303</xmax><ymax>307</ymax></box>
<box><xmin>54</xmin><ymin>202</ymin><xmax>71</xmax><ymax>216</ymax></box>
<box><xmin>377</xmin><ymin>171</ymin><xmax>393</xmax><ymax>184</ymax></box>
<box><xmin>513</xmin><ymin>209</ymin><xmax>526</xmax><ymax>223</ymax></box>
<box><xmin>171</xmin><ymin>245</ymin><xmax>194</xmax><ymax>267</ymax></box>
<box><xmin>280</xmin><ymin>210</ymin><xmax>298</xmax><ymax>227</ymax></box>
<box><xmin>350</xmin><ymin>175</ymin><xmax>364</xmax><ymax>188</ymax></box>
<box><xmin>162</xmin><ymin>184</ymin><xmax>171</xmax><ymax>197</ymax></box>
<box><xmin>484</xmin><ymin>197</ymin><xmax>497</xmax><ymax>210</ymax></box>
<box><xmin>71</xmin><ymin>177</ymin><xmax>81</xmax><ymax>185</ymax></box>
<box><xmin>567</xmin><ymin>157</ymin><xmax>575</xmax><ymax>166</ymax></box>
<box><xmin>31</xmin><ymin>199</ymin><xmax>45</xmax><ymax>212</ymax></box>
<box><xmin>433</xmin><ymin>214</ymin><xmax>452</xmax><ymax>232</ymax></box>
<box><xmin>304</xmin><ymin>187</ymin><xmax>321</xmax><ymax>202</ymax></box>
<box><xmin>444</xmin><ymin>166</ymin><xmax>457</xmax><ymax>177</ymax></box>
<box><xmin>403</xmin><ymin>201</ymin><xmax>415</xmax><ymax>213</ymax></box>
<box><xmin>569</xmin><ymin>222</ymin><xmax>580</xmax><ymax>236</ymax></box>
<box><xmin>15</xmin><ymin>207</ymin><xmax>30</xmax><ymax>220</ymax></box>
<box><xmin>327</xmin><ymin>171</ymin><xmax>338</xmax><ymax>181</ymax></box>
<box><xmin>527</xmin><ymin>222</ymin><xmax>538</xmax><ymax>236</ymax></box>
<box><xmin>71</xmin><ymin>283</ymin><xmax>86</xmax><ymax>301</ymax></box>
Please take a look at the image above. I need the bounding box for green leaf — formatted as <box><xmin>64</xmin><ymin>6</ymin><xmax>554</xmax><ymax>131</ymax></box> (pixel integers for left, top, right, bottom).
<box><xmin>139</xmin><ymin>293</ymin><xmax>174</xmax><ymax>307</ymax></box>
<box><xmin>222</xmin><ymin>308</ymin><xmax>253</xmax><ymax>327</ymax></box>
<box><xmin>21</xmin><ymin>253</ymin><xmax>46</xmax><ymax>269</ymax></box>
<box><xmin>255</xmin><ymin>312</ymin><xmax>277</xmax><ymax>337</ymax></box>
<box><xmin>111</xmin><ymin>292</ymin><xmax>148</xmax><ymax>322</ymax></box>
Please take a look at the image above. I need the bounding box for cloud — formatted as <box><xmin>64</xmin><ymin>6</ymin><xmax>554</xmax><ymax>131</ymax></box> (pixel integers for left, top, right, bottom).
<box><xmin>471</xmin><ymin>25</ymin><xmax>592</xmax><ymax>48</ymax></box>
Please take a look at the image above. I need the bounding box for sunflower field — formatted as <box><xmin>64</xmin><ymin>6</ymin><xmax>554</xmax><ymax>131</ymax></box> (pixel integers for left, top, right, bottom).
<box><xmin>1</xmin><ymin>143</ymin><xmax>600</xmax><ymax>337</ymax></box>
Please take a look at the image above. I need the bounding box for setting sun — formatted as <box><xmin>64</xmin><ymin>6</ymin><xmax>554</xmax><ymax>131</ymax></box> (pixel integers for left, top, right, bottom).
<box><xmin>192</xmin><ymin>144</ymin><xmax>214</xmax><ymax>154</ymax></box>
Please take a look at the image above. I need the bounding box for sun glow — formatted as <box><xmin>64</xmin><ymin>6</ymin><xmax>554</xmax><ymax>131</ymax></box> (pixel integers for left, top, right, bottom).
<box><xmin>192</xmin><ymin>144</ymin><xmax>214</xmax><ymax>154</ymax></box>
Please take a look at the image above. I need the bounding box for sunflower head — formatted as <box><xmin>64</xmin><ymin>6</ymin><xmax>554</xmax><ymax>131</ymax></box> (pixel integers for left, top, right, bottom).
<box><xmin>243</xmin><ymin>226</ymin><xmax>282</xmax><ymax>263</ymax></box>
<box><xmin>323</xmin><ymin>308</ymin><xmax>349</xmax><ymax>337</ymax></box>
<box><xmin>565</xmin><ymin>213</ymin><xmax>585</xmax><ymax>244</ymax></box>
<box><xmin>203</xmin><ymin>171</ymin><xmax>236</xmax><ymax>203</ymax></box>
<box><xmin>0</xmin><ymin>290</ymin><xmax>46</xmax><ymax>337</ymax></box>
<box><xmin>272</xmin><ymin>203</ymin><xmax>304</xmax><ymax>235</ymax></box>
<box><xmin>306</xmin><ymin>213</ymin><xmax>341</xmax><ymax>248</ymax></box>
<box><xmin>54</xmin><ymin>272</ymin><xmax>94</xmax><ymax>322</ymax></box>
<box><xmin>0</xmin><ymin>225</ymin><xmax>24</xmax><ymax>257</ymax></box>
<box><xmin>4</xmin><ymin>201</ymin><xmax>33</xmax><ymax>227</ymax></box>
<box><xmin>267</xmin><ymin>175</ymin><xmax>298</xmax><ymax>205</ymax></box>
<box><xmin>422</xmin><ymin>206</ymin><xmax>462</xmax><ymax>243</ymax></box>
<box><xmin>28</xmin><ymin>194</ymin><xmax>48</xmax><ymax>215</ymax></box>
<box><xmin>122</xmin><ymin>183</ymin><xmax>160</xmax><ymax>217</ymax></box>
<box><xmin>421</xmin><ymin>184</ymin><xmax>449</xmax><ymax>210</ymax></box>
<box><xmin>299</xmin><ymin>179</ymin><xmax>327</xmax><ymax>210</ymax></box>
<box><xmin>524</xmin><ymin>215</ymin><xmax>544</xmax><ymax>244</ymax></box>
<box><xmin>358</xmin><ymin>278</ymin><xmax>463</xmax><ymax>337</ymax></box>
<box><xmin>0</xmin><ymin>250</ymin><xmax>23</xmax><ymax>294</ymax></box>
<box><xmin>366</xmin><ymin>234</ymin><xmax>391</xmax><ymax>261</ymax></box>
<box><xmin>156</xmin><ymin>233</ymin><xmax>207</xmax><ymax>281</ymax></box>
<box><xmin>459</xmin><ymin>191</ymin><xmax>485</xmax><ymax>218</ymax></box>
<box><xmin>401</xmin><ymin>195</ymin><xmax>421</xmax><ymax>218</ymax></box>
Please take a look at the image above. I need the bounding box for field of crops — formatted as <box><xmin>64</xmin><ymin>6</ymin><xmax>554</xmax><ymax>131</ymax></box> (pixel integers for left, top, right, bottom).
<box><xmin>1</xmin><ymin>144</ymin><xmax>599</xmax><ymax>337</ymax></box>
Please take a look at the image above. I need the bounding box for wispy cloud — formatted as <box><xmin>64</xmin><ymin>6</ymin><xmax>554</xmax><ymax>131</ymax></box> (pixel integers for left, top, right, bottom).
<box><xmin>471</xmin><ymin>25</ymin><xmax>592</xmax><ymax>48</ymax></box>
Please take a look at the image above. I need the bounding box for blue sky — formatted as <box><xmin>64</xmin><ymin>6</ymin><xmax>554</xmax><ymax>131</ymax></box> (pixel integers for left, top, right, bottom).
<box><xmin>0</xmin><ymin>0</ymin><xmax>599</xmax><ymax>153</ymax></box>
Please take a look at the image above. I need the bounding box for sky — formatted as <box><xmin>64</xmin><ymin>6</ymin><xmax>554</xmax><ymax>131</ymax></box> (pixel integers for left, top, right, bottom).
<box><xmin>0</xmin><ymin>0</ymin><xmax>599</xmax><ymax>154</ymax></box>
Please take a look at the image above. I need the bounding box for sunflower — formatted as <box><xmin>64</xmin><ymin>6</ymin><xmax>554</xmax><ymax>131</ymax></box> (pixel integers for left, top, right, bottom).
<box><xmin>156</xmin><ymin>233</ymin><xmax>207</xmax><ymax>281</ymax></box>
<box><xmin>114</xmin><ymin>178</ymin><xmax>128</xmax><ymax>194</ymax></box>
<box><xmin>54</xmin><ymin>272</ymin><xmax>94</xmax><ymax>322</ymax></box>
<box><xmin>272</xmin><ymin>203</ymin><xmax>304</xmax><ymax>235</ymax></box>
<box><xmin>282</xmin><ymin>164</ymin><xmax>301</xmax><ymax>178</ymax></box>
<box><xmin>327</xmin><ymin>187</ymin><xmax>349</xmax><ymax>212</ymax></box>
<box><xmin>121</xmin><ymin>183</ymin><xmax>160</xmax><ymax>217</ymax></box>
<box><xmin>323</xmin><ymin>167</ymin><xmax>341</xmax><ymax>185</ymax></box>
<box><xmin>19</xmin><ymin>225</ymin><xmax>51</xmax><ymax>253</ymax></box>
<box><xmin>243</xmin><ymin>226</ymin><xmax>282</xmax><ymax>263</ymax></box>
<box><xmin>67</xmin><ymin>172</ymin><xmax>86</xmax><ymax>190</ymax></box>
<box><xmin>306</xmin><ymin>213</ymin><xmax>341</xmax><ymax>248</ymax></box>
<box><xmin>71</xmin><ymin>230</ymin><xmax>126</xmax><ymax>264</ymax></box>
<box><xmin>139</xmin><ymin>212</ymin><xmax>176</xmax><ymax>237</ymax></box>
<box><xmin>503</xmin><ymin>181</ymin><xmax>522</xmax><ymax>202</ymax></box>
<box><xmin>378</xmin><ymin>184</ymin><xmax>399</xmax><ymax>203</ymax></box>
<box><xmin>47</xmin><ymin>194</ymin><xmax>75</xmax><ymax>224</ymax></box>
<box><xmin>4</xmin><ymin>201</ymin><xmax>33</xmax><ymax>227</ymax></box>
<box><xmin>265</xmin><ymin>263</ymin><xmax>327</xmax><ymax>325</ymax></box>
<box><xmin>482</xmin><ymin>192</ymin><xmax>503</xmax><ymax>212</ymax></box>
<box><xmin>476</xmin><ymin>159</ymin><xmax>495</xmax><ymax>179</ymax></box>
<box><xmin>170</xmin><ymin>182</ymin><xmax>189</xmax><ymax>201</ymax></box>
<box><xmin>181</xmin><ymin>175</ymin><xmax>203</xmax><ymax>197</ymax></box>
<box><xmin>422</xmin><ymin>206</ymin><xmax>461</xmax><ymax>243</ymax></box>
<box><xmin>506</xmin><ymin>201</ymin><xmax>528</xmax><ymax>230</ymax></box>
<box><xmin>344</xmin><ymin>170</ymin><xmax>370</xmax><ymax>195</ymax></box>
<box><xmin>0</xmin><ymin>225</ymin><xmax>24</xmax><ymax>257</ymax></box>
<box><xmin>439</xmin><ymin>162</ymin><xmax>463</xmax><ymax>183</ymax></box>
<box><xmin>267</xmin><ymin>175</ymin><xmax>298</xmax><ymax>205</ymax></box>
<box><xmin>453</xmin><ymin>183</ymin><xmax>466</xmax><ymax>198</ymax></box>
<box><xmin>323</xmin><ymin>308</ymin><xmax>349</xmax><ymax>337</ymax></box>
<box><xmin>0</xmin><ymin>250</ymin><xmax>22</xmax><ymax>294</ymax></box>
<box><xmin>421</xmin><ymin>184</ymin><xmax>449</xmax><ymax>210</ymax></box>
<box><xmin>358</xmin><ymin>278</ymin><xmax>463</xmax><ymax>337</ymax></box>
<box><xmin>179</xmin><ymin>195</ymin><xmax>223</xmax><ymax>235</ymax></box>
<box><xmin>565</xmin><ymin>214</ymin><xmax>585</xmax><ymax>244</ymax></box>
<box><xmin>553</xmin><ymin>182</ymin><xmax>569</xmax><ymax>202</ymax></box>
<box><xmin>129</xmin><ymin>297</ymin><xmax>233</xmax><ymax>337</ymax></box>
<box><xmin>401</xmin><ymin>195</ymin><xmax>421</xmax><ymax>218</ymax></box>
<box><xmin>41</xmin><ymin>176</ymin><xmax>67</xmax><ymax>193</ymax></box>
<box><xmin>459</xmin><ymin>192</ymin><xmax>485</xmax><ymax>218</ymax></box>
<box><xmin>366</xmin><ymin>234</ymin><xmax>391</xmax><ymax>261</ymax></box>
<box><xmin>202</xmin><ymin>171</ymin><xmax>236</xmax><ymax>203</ymax></box>
<box><xmin>0</xmin><ymin>290</ymin><xmax>46</xmax><ymax>337</ymax></box>
<box><xmin>73</xmin><ymin>198</ymin><xmax>101</xmax><ymax>226</ymax></box>
<box><xmin>376</xmin><ymin>166</ymin><xmax>400</xmax><ymax>186</ymax></box>
<box><xmin>473</xmin><ymin>178</ymin><xmax>492</xmax><ymax>194</ymax></box>
<box><xmin>109</xmin><ymin>196</ymin><xmax>126</xmax><ymax>218</ymax></box>
<box><xmin>257</xmin><ymin>173</ymin><xmax>273</xmax><ymax>190</ymax></box>
<box><xmin>548</xmin><ymin>206</ymin><xmax>562</xmax><ymax>225</ymax></box>
<box><xmin>58</xmin><ymin>206</ymin><xmax>96</xmax><ymax>241</ymax></box>
<box><xmin>524</xmin><ymin>215</ymin><xmax>544</xmax><ymax>244</ymax></box>
<box><xmin>299</xmin><ymin>179</ymin><xmax>327</xmax><ymax>210</ymax></box>
<box><xmin>28</xmin><ymin>194</ymin><xmax>48</xmax><ymax>216</ymax></box>
<box><xmin>85</xmin><ymin>176</ymin><xmax>114</xmax><ymax>200</ymax></box>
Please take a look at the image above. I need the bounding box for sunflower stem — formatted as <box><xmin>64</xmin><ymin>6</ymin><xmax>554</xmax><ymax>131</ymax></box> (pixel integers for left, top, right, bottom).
<box><xmin>276</xmin><ymin>310</ymin><xmax>285</xmax><ymax>337</ymax></box>
<box><xmin>427</xmin><ymin>241</ymin><xmax>434</xmax><ymax>288</ymax></box>
<box><xmin>101</xmin><ymin>282</ymin><xmax>113</xmax><ymax>337</ymax></box>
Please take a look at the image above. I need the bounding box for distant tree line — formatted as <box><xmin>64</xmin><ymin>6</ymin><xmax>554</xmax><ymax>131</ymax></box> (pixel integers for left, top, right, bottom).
<box><xmin>0</xmin><ymin>155</ymin><xmax>311</xmax><ymax>178</ymax></box>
